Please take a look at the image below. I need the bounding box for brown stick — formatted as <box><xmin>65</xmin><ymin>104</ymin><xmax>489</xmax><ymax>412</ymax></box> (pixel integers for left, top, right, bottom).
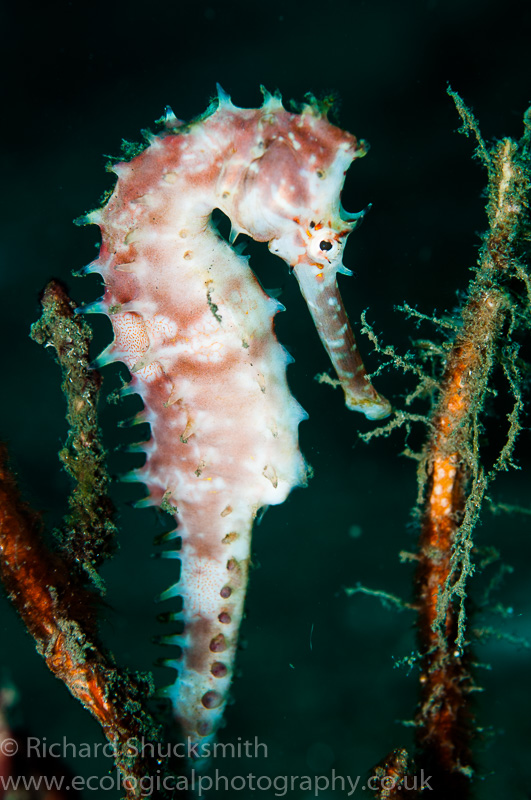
<box><xmin>30</xmin><ymin>281</ymin><xmax>117</xmax><ymax>584</ymax></box>
<box><xmin>414</xmin><ymin>93</ymin><xmax>530</xmax><ymax>797</ymax></box>
<box><xmin>0</xmin><ymin>448</ymin><xmax>172</xmax><ymax>798</ymax></box>
<box><xmin>415</xmin><ymin>291</ymin><xmax>506</xmax><ymax>793</ymax></box>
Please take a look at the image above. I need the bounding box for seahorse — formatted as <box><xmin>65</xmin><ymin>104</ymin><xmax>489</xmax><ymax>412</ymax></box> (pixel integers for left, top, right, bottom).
<box><xmin>79</xmin><ymin>87</ymin><xmax>390</xmax><ymax>756</ymax></box>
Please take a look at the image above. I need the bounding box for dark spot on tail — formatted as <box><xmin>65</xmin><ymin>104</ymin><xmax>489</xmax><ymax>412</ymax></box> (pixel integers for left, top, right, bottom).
<box><xmin>202</xmin><ymin>690</ymin><xmax>222</xmax><ymax>709</ymax></box>
<box><xmin>197</xmin><ymin>720</ymin><xmax>212</xmax><ymax>737</ymax></box>
<box><xmin>210</xmin><ymin>633</ymin><xmax>226</xmax><ymax>652</ymax></box>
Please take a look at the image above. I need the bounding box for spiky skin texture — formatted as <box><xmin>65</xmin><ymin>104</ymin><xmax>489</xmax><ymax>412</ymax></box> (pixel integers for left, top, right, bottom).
<box><xmin>82</xmin><ymin>89</ymin><xmax>389</xmax><ymax>756</ymax></box>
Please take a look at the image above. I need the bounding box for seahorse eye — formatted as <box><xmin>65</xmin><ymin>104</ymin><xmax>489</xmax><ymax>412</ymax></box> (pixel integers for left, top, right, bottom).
<box><xmin>319</xmin><ymin>240</ymin><xmax>333</xmax><ymax>251</ymax></box>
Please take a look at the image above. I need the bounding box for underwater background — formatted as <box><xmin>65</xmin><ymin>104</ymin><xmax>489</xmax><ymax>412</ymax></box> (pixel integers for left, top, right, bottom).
<box><xmin>1</xmin><ymin>0</ymin><xmax>531</xmax><ymax>796</ymax></box>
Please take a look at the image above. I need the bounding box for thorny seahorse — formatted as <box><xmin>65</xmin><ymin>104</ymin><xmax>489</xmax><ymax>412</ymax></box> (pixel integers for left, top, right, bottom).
<box><xmin>78</xmin><ymin>86</ymin><xmax>390</xmax><ymax>757</ymax></box>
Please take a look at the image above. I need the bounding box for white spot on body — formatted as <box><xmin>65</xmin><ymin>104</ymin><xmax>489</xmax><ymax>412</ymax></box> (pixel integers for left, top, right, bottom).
<box><xmin>288</xmin><ymin>132</ymin><xmax>301</xmax><ymax>150</ymax></box>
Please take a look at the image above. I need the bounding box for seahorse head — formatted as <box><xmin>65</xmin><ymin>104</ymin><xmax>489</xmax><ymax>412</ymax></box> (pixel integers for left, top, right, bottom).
<box><xmin>217</xmin><ymin>91</ymin><xmax>368</xmax><ymax>280</ymax></box>
<box><xmin>213</xmin><ymin>90</ymin><xmax>390</xmax><ymax>420</ymax></box>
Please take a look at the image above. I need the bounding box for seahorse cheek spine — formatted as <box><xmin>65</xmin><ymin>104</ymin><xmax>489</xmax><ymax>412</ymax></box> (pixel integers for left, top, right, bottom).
<box><xmin>81</xmin><ymin>90</ymin><xmax>389</xmax><ymax>755</ymax></box>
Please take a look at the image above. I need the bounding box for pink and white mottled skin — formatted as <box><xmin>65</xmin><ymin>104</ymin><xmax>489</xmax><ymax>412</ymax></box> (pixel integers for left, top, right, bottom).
<box><xmin>81</xmin><ymin>87</ymin><xmax>390</xmax><ymax>757</ymax></box>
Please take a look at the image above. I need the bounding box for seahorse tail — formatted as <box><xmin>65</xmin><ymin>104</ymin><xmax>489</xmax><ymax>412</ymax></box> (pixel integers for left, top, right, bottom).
<box><xmin>156</xmin><ymin>514</ymin><xmax>253</xmax><ymax>762</ymax></box>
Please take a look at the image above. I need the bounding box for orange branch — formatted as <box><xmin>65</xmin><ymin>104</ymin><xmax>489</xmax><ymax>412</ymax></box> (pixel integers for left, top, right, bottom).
<box><xmin>415</xmin><ymin>292</ymin><xmax>506</xmax><ymax>795</ymax></box>
<box><xmin>413</xmin><ymin>92</ymin><xmax>530</xmax><ymax>798</ymax></box>
<box><xmin>0</xmin><ymin>449</ymin><xmax>170</xmax><ymax>798</ymax></box>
